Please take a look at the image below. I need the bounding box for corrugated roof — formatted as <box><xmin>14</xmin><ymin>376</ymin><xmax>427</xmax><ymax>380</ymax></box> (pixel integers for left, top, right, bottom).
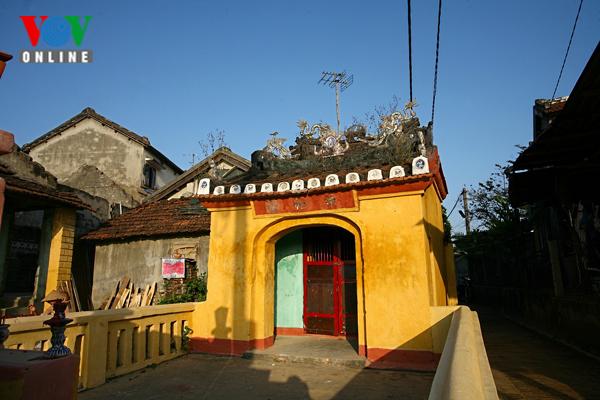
<box><xmin>83</xmin><ymin>197</ymin><xmax>210</xmax><ymax>241</ymax></box>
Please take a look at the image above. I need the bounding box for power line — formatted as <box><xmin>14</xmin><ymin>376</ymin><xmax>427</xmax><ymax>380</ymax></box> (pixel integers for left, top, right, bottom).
<box><xmin>447</xmin><ymin>189</ymin><xmax>462</xmax><ymax>218</ymax></box>
<box><xmin>407</xmin><ymin>0</ymin><xmax>413</xmax><ymax>102</ymax></box>
<box><xmin>552</xmin><ymin>0</ymin><xmax>584</xmax><ymax>99</ymax></box>
<box><xmin>431</xmin><ymin>0</ymin><xmax>442</xmax><ymax>126</ymax></box>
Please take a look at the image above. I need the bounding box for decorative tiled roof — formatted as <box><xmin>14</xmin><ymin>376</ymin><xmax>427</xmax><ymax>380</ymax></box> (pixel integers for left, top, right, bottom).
<box><xmin>193</xmin><ymin>148</ymin><xmax>447</xmax><ymax>202</ymax></box>
<box><xmin>176</xmin><ymin>109</ymin><xmax>447</xmax><ymax>201</ymax></box>
<box><xmin>22</xmin><ymin>107</ymin><xmax>183</xmax><ymax>174</ymax></box>
<box><xmin>82</xmin><ymin>197</ymin><xmax>210</xmax><ymax>241</ymax></box>
<box><xmin>145</xmin><ymin>147</ymin><xmax>250</xmax><ymax>202</ymax></box>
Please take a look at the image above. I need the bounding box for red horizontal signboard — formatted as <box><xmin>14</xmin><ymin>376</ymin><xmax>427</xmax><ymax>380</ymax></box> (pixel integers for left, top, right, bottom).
<box><xmin>253</xmin><ymin>191</ymin><xmax>356</xmax><ymax>216</ymax></box>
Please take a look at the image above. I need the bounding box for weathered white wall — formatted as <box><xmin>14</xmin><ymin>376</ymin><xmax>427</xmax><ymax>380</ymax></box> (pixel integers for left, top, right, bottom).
<box><xmin>168</xmin><ymin>160</ymin><xmax>237</xmax><ymax>199</ymax></box>
<box><xmin>91</xmin><ymin>235</ymin><xmax>209</xmax><ymax>308</ymax></box>
<box><xmin>143</xmin><ymin>148</ymin><xmax>179</xmax><ymax>189</ymax></box>
<box><xmin>29</xmin><ymin>118</ymin><xmax>145</xmax><ymax>192</ymax></box>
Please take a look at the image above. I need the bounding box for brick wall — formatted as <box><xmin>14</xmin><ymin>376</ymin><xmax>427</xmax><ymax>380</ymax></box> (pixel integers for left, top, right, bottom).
<box><xmin>45</xmin><ymin>208</ymin><xmax>76</xmax><ymax>298</ymax></box>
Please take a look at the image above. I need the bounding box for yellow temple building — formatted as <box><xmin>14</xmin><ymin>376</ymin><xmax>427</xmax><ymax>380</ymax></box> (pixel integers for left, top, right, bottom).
<box><xmin>190</xmin><ymin>110</ymin><xmax>457</xmax><ymax>370</ymax></box>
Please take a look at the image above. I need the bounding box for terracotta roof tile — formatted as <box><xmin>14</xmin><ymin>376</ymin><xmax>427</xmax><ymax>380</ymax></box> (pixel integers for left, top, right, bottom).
<box><xmin>83</xmin><ymin>197</ymin><xmax>210</xmax><ymax>241</ymax></box>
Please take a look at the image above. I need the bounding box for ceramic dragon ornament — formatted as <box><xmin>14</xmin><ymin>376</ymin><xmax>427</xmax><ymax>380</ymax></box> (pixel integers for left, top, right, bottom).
<box><xmin>263</xmin><ymin>131</ymin><xmax>292</xmax><ymax>159</ymax></box>
<box><xmin>357</xmin><ymin>101</ymin><xmax>425</xmax><ymax>154</ymax></box>
<box><xmin>297</xmin><ymin>120</ymin><xmax>349</xmax><ymax>157</ymax></box>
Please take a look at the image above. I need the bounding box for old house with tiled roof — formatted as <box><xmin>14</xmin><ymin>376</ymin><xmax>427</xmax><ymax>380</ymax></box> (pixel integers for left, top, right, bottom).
<box><xmin>23</xmin><ymin>107</ymin><xmax>183</xmax><ymax>213</ymax></box>
<box><xmin>146</xmin><ymin>146</ymin><xmax>250</xmax><ymax>202</ymax></box>
<box><xmin>83</xmin><ymin>198</ymin><xmax>211</xmax><ymax>307</ymax></box>
<box><xmin>0</xmin><ymin>139</ymin><xmax>105</xmax><ymax>315</ymax></box>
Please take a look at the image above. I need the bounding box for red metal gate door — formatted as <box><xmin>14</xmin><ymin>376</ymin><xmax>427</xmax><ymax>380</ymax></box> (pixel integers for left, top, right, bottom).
<box><xmin>303</xmin><ymin>228</ymin><xmax>357</xmax><ymax>336</ymax></box>
<box><xmin>339</xmin><ymin>231</ymin><xmax>358</xmax><ymax>337</ymax></box>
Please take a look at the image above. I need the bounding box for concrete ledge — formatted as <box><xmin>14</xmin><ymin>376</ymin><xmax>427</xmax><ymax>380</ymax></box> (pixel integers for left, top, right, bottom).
<box><xmin>428</xmin><ymin>306</ymin><xmax>498</xmax><ymax>400</ymax></box>
<box><xmin>6</xmin><ymin>302</ymin><xmax>198</xmax><ymax>332</ymax></box>
<box><xmin>190</xmin><ymin>336</ymin><xmax>274</xmax><ymax>356</ymax></box>
<box><xmin>242</xmin><ymin>350</ymin><xmax>366</xmax><ymax>369</ymax></box>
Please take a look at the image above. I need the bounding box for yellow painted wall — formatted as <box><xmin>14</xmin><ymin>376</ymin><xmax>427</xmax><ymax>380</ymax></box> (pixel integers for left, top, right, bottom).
<box><xmin>45</xmin><ymin>208</ymin><xmax>76</xmax><ymax>299</ymax></box>
<box><xmin>197</xmin><ymin>186</ymin><xmax>454</xmax><ymax>353</ymax></box>
<box><xmin>422</xmin><ymin>185</ymin><xmax>449</xmax><ymax>306</ymax></box>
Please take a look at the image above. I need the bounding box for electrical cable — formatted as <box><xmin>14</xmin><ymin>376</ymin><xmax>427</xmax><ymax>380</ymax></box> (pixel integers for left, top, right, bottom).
<box><xmin>552</xmin><ymin>0</ymin><xmax>584</xmax><ymax>99</ymax></box>
<box><xmin>431</xmin><ymin>0</ymin><xmax>442</xmax><ymax>126</ymax></box>
<box><xmin>407</xmin><ymin>0</ymin><xmax>413</xmax><ymax>102</ymax></box>
<box><xmin>447</xmin><ymin>189</ymin><xmax>462</xmax><ymax>218</ymax></box>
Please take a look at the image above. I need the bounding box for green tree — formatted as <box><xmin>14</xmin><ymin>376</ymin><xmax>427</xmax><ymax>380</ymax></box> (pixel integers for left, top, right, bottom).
<box><xmin>468</xmin><ymin>164</ymin><xmax>521</xmax><ymax>232</ymax></box>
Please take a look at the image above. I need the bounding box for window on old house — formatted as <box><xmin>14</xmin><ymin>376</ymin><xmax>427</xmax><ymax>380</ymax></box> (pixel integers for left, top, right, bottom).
<box><xmin>143</xmin><ymin>164</ymin><xmax>156</xmax><ymax>189</ymax></box>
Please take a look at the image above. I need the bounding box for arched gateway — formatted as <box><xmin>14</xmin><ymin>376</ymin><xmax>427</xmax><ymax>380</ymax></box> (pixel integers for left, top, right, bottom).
<box><xmin>275</xmin><ymin>226</ymin><xmax>358</xmax><ymax>338</ymax></box>
<box><xmin>190</xmin><ymin>114</ymin><xmax>457</xmax><ymax>370</ymax></box>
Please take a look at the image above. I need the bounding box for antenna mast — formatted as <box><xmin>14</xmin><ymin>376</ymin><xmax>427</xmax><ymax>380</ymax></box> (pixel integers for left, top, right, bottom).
<box><xmin>318</xmin><ymin>71</ymin><xmax>353</xmax><ymax>133</ymax></box>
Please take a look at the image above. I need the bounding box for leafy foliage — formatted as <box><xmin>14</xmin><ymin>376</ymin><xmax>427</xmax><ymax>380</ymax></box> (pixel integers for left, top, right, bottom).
<box><xmin>442</xmin><ymin>205</ymin><xmax>452</xmax><ymax>242</ymax></box>
<box><xmin>159</xmin><ymin>273</ymin><xmax>207</xmax><ymax>305</ymax></box>
<box><xmin>468</xmin><ymin>164</ymin><xmax>521</xmax><ymax>232</ymax></box>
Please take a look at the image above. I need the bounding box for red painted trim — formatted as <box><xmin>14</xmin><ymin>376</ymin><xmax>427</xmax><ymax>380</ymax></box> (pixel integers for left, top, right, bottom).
<box><xmin>359</xmin><ymin>180</ymin><xmax>429</xmax><ymax>197</ymax></box>
<box><xmin>360</xmin><ymin>345</ymin><xmax>440</xmax><ymax>371</ymax></box>
<box><xmin>428</xmin><ymin>148</ymin><xmax>448</xmax><ymax>199</ymax></box>
<box><xmin>254</xmin><ymin>191</ymin><xmax>356</xmax><ymax>216</ymax></box>
<box><xmin>189</xmin><ymin>336</ymin><xmax>274</xmax><ymax>356</ymax></box>
<box><xmin>275</xmin><ymin>327</ymin><xmax>305</xmax><ymax>336</ymax></box>
<box><xmin>197</xmin><ymin>174</ymin><xmax>435</xmax><ymax>209</ymax></box>
<box><xmin>202</xmin><ymin>199</ymin><xmax>251</xmax><ymax>208</ymax></box>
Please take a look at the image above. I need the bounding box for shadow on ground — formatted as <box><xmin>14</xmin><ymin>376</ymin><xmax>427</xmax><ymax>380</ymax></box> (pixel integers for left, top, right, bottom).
<box><xmin>79</xmin><ymin>353</ymin><xmax>433</xmax><ymax>400</ymax></box>
<box><xmin>475</xmin><ymin>306</ymin><xmax>600</xmax><ymax>400</ymax></box>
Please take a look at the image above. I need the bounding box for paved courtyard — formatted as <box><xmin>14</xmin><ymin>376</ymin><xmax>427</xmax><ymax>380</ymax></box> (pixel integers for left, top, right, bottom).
<box><xmin>478</xmin><ymin>308</ymin><xmax>600</xmax><ymax>400</ymax></box>
<box><xmin>80</xmin><ymin>353</ymin><xmax>433</xmax><ymax>400</ymax></box>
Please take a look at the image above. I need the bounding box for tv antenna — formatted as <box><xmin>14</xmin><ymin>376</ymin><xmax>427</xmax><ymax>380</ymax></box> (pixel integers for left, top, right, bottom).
<box><xmin>318</xmin><ymin>71</ymin><xmax>353</xmax><ymax>133</ymax></box>
<box><xmin>183</xmin><ymin>153</ymin><xmax>198</xmax><ymax>166</ymax></box>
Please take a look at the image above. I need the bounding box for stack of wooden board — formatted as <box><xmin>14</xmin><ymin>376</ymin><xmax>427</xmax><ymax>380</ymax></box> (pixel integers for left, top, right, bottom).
<box><xmin>59</xmin><ymin>278</ymin><xmax>82</xmax><ymax>312</ymax></box>
<box><xmin>100</xmin><ymin>277</ymin><xmax>158</xmax><ymax>310</ymax></box>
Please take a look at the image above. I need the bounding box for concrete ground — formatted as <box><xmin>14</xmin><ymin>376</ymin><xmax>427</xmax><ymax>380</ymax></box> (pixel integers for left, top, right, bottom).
<box><xmin>478</xmin><ymin>308</ymin><xmax>600</xmax><ymax>400</ymax></box>
<box><xmin>79</xmin><ymin>353</ymin><xmax>433</xmax><ymax>400</ymax></box>
<box><xmin>244</xmin><ymin>335</ymin><xmax>365</xmax><ymax>368</ymax></box>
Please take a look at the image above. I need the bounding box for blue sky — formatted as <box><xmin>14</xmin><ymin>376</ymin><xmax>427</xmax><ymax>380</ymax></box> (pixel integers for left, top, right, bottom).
<box><xmin>1</xmin><ymin>0</ymin><xmax>598</xmax><ymax>232</ymax></box>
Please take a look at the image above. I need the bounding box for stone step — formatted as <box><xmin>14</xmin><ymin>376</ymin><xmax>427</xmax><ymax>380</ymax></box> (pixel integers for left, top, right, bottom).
<box><xmin>242</xmin><ymin>350</ymin><xmax>366</xmax><ymax>369</ymax></box>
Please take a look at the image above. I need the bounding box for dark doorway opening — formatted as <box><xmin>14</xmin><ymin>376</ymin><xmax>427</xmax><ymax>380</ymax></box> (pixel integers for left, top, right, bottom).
<box><xmin>303</xmin><ymin>227</ymin><xmax>358</xmax><ymax>338</ymax></box>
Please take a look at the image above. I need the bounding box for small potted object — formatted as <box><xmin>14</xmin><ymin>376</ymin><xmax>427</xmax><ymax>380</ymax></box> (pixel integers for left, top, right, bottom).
<box><xmin>42</xmin><ymin>290</ymin><xmax>73</xmax><ymax>358</ymax></box>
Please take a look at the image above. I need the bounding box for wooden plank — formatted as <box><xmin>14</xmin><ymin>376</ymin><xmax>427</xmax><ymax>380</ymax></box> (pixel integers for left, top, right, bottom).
<box><xmin>129</xmin><ymin>284</ymin><xmax>136</xmax><ymax>307</ymax></box>
<box><xmin>62</xmin><ymin>281</ymin><xmax>76</xmax><ymax>312</ymax></box>
<box><xmin>71</xmin><ymin>277</ymin><xmax>82</xmax><ymax>312</ymax></box>
<box><xmin>111</xmin><ymin>277</ymin><xmax>131</xmax><ymax>309</ymax></box>
<box><xmin>146</xmin><ymin>282</ymin><xmax>157</xmax><ymax>306</ymax></box>
<box><xmin>111</xmin><ymin>286</ymin><xmax>126</xmax><ymax>309</ymax></box>
<box><xmin>141</xmin><ymin>285</ymin><xmax>150</xmax><ymax>306</ymax></box>
<box><xmin>98</xmin><ymin>296</ymin><xmax>109</xmax><ymax>310</ymax></box>
<box><xmin>104</xmin><ymin>280</ymin><xmax>120</xmax><ymax>310</ymax></box>
<box><xmin>133</xmin><ymin>288</ymin><xmax>142</xmax><ymax>307</ymax></box>
<box><xmin>117</xmin><ymin>288</ymin><xmax>131</xmax><ymax>309</ymax></box>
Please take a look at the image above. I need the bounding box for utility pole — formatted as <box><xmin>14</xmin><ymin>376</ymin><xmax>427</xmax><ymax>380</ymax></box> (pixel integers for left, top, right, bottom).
<box><xmin>462</xmin><ymin>187</ymin><xmax>472</xmax><ymax>235</ymax></box>
<box><xmin>318</xmin><ymin>71</ymin><xmax>353</xmax><ymax>133</ymax></box>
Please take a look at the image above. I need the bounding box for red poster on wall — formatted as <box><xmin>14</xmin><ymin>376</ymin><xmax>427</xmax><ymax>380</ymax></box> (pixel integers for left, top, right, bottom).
<box><xmin>161</xmin><ymin>258</ymin><xmax>185</xmax><ymax>279</ymax></box>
